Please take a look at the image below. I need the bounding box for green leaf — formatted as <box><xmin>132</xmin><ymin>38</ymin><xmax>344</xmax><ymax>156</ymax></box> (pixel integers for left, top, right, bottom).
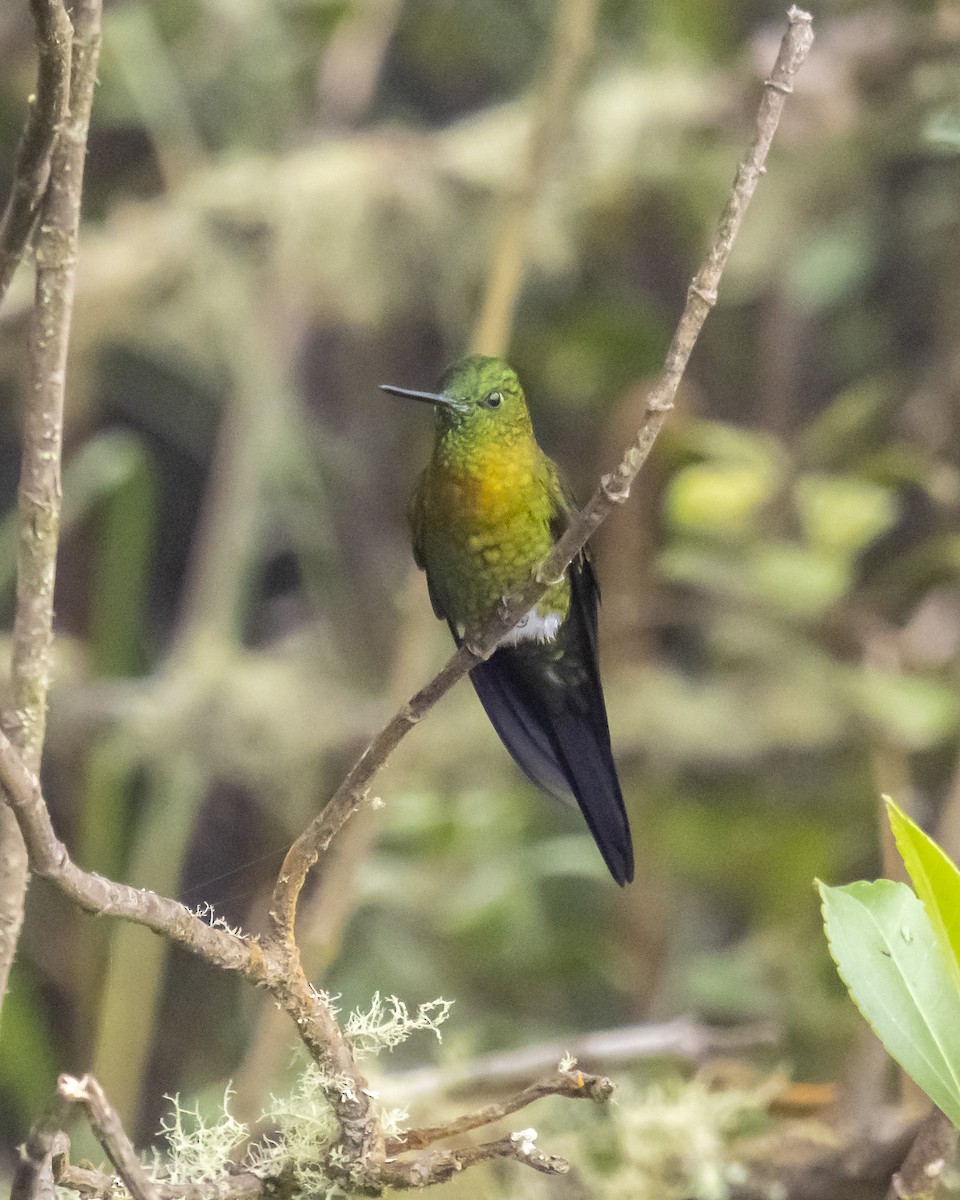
<box><xmin>887</xmin><ymin>798</ymin><xmax>960</xmax><ymax>1000</ymax></box>
<box><xmin>820</xmin><ymin>877</ymin><xmax>960</xmax><ymax>1128</ymax></box>
<box><xmin>794</xmin><ymin>474</ymin><xmax>897</xmax><ymax>558</ymax></box>
<box><xmin>747</xmin><ymin>542</ymin><xmax>849</xmax><ymax>618</ymax></box>
<box><xmin>666</xmin><ymin>463</ymin><xmax>777</xmax><ymax>536</ymax></box>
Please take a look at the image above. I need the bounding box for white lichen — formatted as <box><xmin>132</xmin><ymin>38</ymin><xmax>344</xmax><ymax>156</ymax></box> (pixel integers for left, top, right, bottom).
<box><xmin>581</xmin><ymin>1075</ymin><xmax>779</xmax><ymax>1200</ymax></box>
<box><xmin>191</xmin><ymin>901</ymin><xmax>245</xmax><ymax>937</ymax></box>
<box><xmin>343</xmin><ymin>992</ymin><xmax>453</xmax><ymax>1057</ymax></box>
<box><xmin>59</xmin><ymin>994</ymin><xmax>455</xmax><ymax>1200</ymax></box>
<box><xmin>150</xmin><ymin>1086</ymin><xmax>248</xmax><ymax>1185</ymax></box>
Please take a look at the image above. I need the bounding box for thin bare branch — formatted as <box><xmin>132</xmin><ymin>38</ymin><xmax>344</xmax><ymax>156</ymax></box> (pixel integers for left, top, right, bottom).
<box><xmin>381</xmin><ymin>1129</ymin><xmax>571</xmax><ymax>1188</ymax></box>
<box><xmin>0</xmin><ymin>0</ymin><xmax>72</xmax><ymax>306</ymax></box>
<box><xmin>58</xmin><ymin>1074</ymin><xmax>162</xmax><ymax>1200</ymax></box>
<box><xmin>0</xmin><ymin>717</ymin><xmax>381</xmax><ymax>1185</ymax></box>
<box><xmin>59</xmin><ymin>1164</ymin><xmax>266</xmax><ymax>1200</ymax></box>
<box><xmin>386</xmin><ymin>1066</ymin><xmax>613</xmax><ymax>1153</ymax></box>
<box><xmin>268</xmin><ymin>6</ymin><xmax>815</xmax><ymax>943</ymax></box>
<box><xmin>10</xmin><ymin>1101</ymin><xmax>70</xmax><ymax>1200</ymax></box>
<box><xmin>9</xmin><ymin>0</ymin><xmax>104</xmax><ymax>770</ymax></box>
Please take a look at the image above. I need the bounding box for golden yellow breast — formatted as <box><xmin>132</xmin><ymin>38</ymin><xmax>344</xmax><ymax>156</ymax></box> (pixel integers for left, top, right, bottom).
<box><xmin>433</xmin><ymin>450</ymin><xmax>535</xmax><ymax>528</ymax></box>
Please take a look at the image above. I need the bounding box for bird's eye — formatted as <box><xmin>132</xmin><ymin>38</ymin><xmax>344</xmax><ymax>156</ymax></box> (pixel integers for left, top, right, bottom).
<box><xmin>485</xmin><ymin>391</ymin><xmax>502</xmax><ymax>408</ymax></box>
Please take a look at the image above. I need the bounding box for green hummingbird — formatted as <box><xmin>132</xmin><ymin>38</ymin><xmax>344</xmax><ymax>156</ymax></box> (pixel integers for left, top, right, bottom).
<box><xmin>381</xmin><ymin>354</ymin><xmax>634</xmax><ymax>885</ymax></box>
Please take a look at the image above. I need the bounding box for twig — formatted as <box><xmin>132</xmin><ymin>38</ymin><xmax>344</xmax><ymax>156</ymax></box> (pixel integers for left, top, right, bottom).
<box><xmin>381</xmin><ymin>1129</ymin><xmax>570</xmax><ymax>1188</ymax></box>
<box><xmin>249</xmin><ymin>0</ymin><xmax>602</xmax><ymax>1134</ymax></box>
<box><xmin>58</xmin><ymin>1165</ymin><xmax>264</xmax><ymax>1200</ymax></box>
<box><xmin>268</xmin><ymin>6</ymin><xmax>815</xmax><ymax>944</ymax></box>
<box><xmin>0</xmin><ymin>720</ymin><xmax>382</xmax><ymax>1184</ymax></box>
<box><xmin>471</xmin><ymin>0</ymin><xmax>600</xmax><ymax>357</ymax></box>
<box><xmin>386</xmin><ymin>1066</ymin><xmax>613</xmax><ymax>1153</ymax></box>
<box><xmin>57</xmin><ymin>1132</ymin><xmax>571</xmax><ymax>1198</ymax></box>
<box><xmin>58</xmin><ymin>1074</ymin><xmax>162</xmax><ymax>1200</ymax></box>
<box><xmin>10</xmin><ymin>1098</ymin><xmax>70</xmax><ymax>1200</ymax></box>
<box><xmin>0</xmin><ymin>0</ymin><xmax>72</xmax><ymax>307</ymax></box>
<box><xmin>59</xmin><ymin>1165</ymin><xmax>266</xmax><ymax>1200</ymax></box>
<box><xmin>0</xmin><ymin>723</ymin><xmax>378</xmax><ymax>1186</ymax></box>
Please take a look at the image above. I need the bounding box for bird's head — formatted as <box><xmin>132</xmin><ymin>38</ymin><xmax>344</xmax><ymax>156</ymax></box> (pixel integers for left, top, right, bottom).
<box><xmin>381</xmin><ymin>354</ymin><xmax>532</xmax><ymax>442</ymax></box>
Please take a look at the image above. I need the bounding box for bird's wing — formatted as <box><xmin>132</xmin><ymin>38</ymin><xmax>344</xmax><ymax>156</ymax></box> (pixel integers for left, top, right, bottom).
<box><xmin>408</xmin><ymin>469</ymin><xmax>447</xmax><ymax>621</ymax></box>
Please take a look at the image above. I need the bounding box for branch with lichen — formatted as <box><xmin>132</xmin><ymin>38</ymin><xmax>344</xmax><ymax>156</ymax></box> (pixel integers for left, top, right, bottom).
<box><xmin>21</xmin><ymin>1060</ymin><xmax>613</xmax><ymax>1198</ymax></box>
<box><xmin>1</xmin><ymin>6</ymin><xmax>813</xmax><ymax>1195</ymax></box>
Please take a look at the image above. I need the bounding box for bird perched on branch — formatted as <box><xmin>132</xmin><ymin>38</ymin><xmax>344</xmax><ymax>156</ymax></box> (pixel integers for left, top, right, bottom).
<box><xmin>381</xmin><ymin>354</ymin><xmax>634</xmax><ymax>885</ymax></box>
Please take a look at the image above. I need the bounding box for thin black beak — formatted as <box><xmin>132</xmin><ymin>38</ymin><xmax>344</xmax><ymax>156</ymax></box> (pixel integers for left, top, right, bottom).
<box><xmin>379</xmin><ymin>384</ymin><xmax>465</xmax><ymax>411</ymax></box>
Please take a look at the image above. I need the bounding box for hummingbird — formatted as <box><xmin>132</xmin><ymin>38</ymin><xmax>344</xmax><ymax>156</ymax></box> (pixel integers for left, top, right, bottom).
<box><xmin>381</xmin><ymin>354</ymin><xmax>634</xmax><ymax>885</ymax></box>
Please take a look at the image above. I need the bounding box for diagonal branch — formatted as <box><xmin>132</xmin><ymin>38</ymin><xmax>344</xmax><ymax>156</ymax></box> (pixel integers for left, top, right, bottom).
<box><xmin>386</xmin><ymin>1066</ymin><xmax>613</xmax><ymax>1153</ymax></box>
<box><xmin>57</xmin><ymin>1074</ymin><xmax>162</xmax><ymax>1200</ymax></box>
<box><xmin>268</xmin><ymin>5</ymin><xmax>815</xmax><ymax>943</ymax></box>
<box><xmin>0</xmin><ymin>722</ymin><xmax>379</xmax><ymax>1186</ymax></box>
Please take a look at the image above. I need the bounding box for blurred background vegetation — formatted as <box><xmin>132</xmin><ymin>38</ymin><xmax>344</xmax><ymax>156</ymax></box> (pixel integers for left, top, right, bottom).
<box><xmin>1</xmin><ymin>0</ymin><xmax>959</xmax><ymax>1195</ymax></box>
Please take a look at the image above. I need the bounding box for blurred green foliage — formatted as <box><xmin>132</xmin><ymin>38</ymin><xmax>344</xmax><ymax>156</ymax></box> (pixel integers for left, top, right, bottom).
<box><xmin>1</xmin><ymin>0</ymin><xmax>959</xmax><ymax>1194</ymax></box>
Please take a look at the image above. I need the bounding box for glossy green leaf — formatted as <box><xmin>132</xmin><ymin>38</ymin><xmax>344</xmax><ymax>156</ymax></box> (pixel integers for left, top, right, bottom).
<box><xmin>887</xmin><ymin>798</ymin><xmax>960</xmax><ymax>1000</ymax></box>
<box><xmin>820</xmin><ymin>878</ymin><xmax>960</xmax><ymax>1128</ymax></box>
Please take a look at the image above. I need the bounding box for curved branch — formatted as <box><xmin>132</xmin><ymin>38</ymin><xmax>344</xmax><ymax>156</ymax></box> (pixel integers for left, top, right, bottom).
<box><xmin>58</xmin><ymin>1074</ymin><xmax>162</xmax><ymax>1200</ymax></box>
<box><xmin>0</xmin><ymin>726</ymin><xmax>257</xmax><ymax>971</ymax></box>
<box><xmin>268</xmin><ymin>6</ymin><xmax>815</xmax><ymax>944</ymax></box>
<box><xmin>386</xmin><ymin>1067</ymin><xmax>613</xmax><ymax>1154</ymax></box>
